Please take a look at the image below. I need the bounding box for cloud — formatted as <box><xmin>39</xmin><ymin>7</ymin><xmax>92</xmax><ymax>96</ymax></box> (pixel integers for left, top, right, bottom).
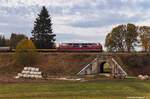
<box><xmin>69</xmin><ymin>13</ymin><xmax>144</xmax><ymax>28</ymax></box>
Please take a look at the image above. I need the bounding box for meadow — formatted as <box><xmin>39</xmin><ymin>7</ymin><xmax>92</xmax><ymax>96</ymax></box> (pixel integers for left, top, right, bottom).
<box><xmin>0</xmin><ymin>78</ymin><xmax>149</xmax><ymax>99</ymax></box>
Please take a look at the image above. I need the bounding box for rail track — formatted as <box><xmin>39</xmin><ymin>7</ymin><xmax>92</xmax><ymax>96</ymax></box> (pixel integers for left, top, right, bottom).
<box><xmin>0</xmin><ymin>49</ymin><xmax>102</xmax><ymax>53</ymax></box>
<box><xmin>0</xmin><ymin>49</ymin><xmax>149</xmax><ymax>55</ymax></box>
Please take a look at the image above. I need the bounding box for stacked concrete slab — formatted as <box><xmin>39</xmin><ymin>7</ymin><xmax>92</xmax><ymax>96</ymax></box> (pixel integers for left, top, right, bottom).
<box><xmin>15</xmin><ymin>67</ymin><xmax>43</xmax><ymax>79</ymax></box>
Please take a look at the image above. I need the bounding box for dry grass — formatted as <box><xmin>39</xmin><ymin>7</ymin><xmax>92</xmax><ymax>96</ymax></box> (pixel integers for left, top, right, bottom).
<box><xmin>0</xmin><ymin>53</ymin><xmax>97</xmax><ymax>76</ymax></box>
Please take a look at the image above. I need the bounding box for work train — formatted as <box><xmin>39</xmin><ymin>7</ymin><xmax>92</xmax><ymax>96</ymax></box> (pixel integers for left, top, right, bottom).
<box><xmin>0</xmin><ymin>43</ymin><xmax>103</xmax><ymax>52</ymax></box>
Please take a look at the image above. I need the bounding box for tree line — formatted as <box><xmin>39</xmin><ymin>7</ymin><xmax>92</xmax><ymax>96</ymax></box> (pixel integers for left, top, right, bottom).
<box><xmin>0</xmin><ymin>33</ymin><xmax>27</xmax><ymax>48</ymax></box>
<box><xmin>105</xmin><ymin>23</ymin><xmax>150</xmax><ymax>52</ymax></box>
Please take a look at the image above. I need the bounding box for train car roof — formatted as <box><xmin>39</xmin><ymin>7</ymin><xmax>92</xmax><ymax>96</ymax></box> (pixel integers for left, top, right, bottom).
<box><xmin>60</xmin><ymin>43</ymin><xmax>101</xmax><ymax>44</ymax></box>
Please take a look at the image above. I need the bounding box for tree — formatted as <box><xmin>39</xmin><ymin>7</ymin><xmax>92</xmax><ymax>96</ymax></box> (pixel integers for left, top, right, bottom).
<box><xmin>31</xmin><ymin>6</ymin><xmax>56</xmax><ymax>49</ymax></box>
<box><xmin>105</xmin><ymin>25</ymin><xmax>126</xmax><ymax>52</ymax></box>
<box><xmin>15</xmin><ymin>39</ymin><xmax>38</xmax><ymax>66</ymax></box>
<box><xmin>105</xmin><ymin>23</ymin><xmax>138</xmax><ymax>52</ymax></box>
<box><xmin>10</xmin><ymin>33</ymin><xmax>28</xmax><ymax>49</ymax></box>
<box><xmin>0</xmin><ymin>35</ymin><xmax>6</xmax><ymax>47</ymax></box>
<box><xmin>1</xmin><ymin>35</ymin><xmax>5</xmax><ymax>46</ymax></box>
<box><xmin>5</xmin><ymin>39</ymin><xmax>10</xmax><ymax>46</ymax></box>
<box><xmin>105</xmin><ymin>33</ymin><xmax>114</xmax><ymax>52</ymax></box>
<box><xmin>139</xmin><ymin>26</ymin><xmax>150</xmax><ymax>52</ymax></box>
<box><xmin>125</xmin><ymin>23</ymin><xmax>138</xmax><ymax>52</ymax></box>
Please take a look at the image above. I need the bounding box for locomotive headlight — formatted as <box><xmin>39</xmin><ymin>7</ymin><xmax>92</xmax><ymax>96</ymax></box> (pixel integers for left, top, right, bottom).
<box><xmin>55</xmin><ymin>43</ymin><xmax>60</xmax><ymax>48</ymax></box>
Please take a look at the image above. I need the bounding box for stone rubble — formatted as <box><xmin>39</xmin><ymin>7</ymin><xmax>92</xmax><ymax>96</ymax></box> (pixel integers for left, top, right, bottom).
<box><xmin>138</xmin><ymin>75</ymin><xmax>149</xmax><ymax>80</ymax></box>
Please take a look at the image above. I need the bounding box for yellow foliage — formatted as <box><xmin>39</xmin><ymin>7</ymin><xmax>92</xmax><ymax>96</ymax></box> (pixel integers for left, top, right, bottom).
<box><xmin>15</xmin><ymin>39</ymin><xmax>38</xmax><ymax>66</ymax></box>
<box><xmin>16</xmin><ymin>39</ymin><xmax>36</xmax><ymax>50</ymax></box>
<box><xmin>140</xmin><ymin>32</ymin><xmax>150</xmax><ymax>52</ymax></box>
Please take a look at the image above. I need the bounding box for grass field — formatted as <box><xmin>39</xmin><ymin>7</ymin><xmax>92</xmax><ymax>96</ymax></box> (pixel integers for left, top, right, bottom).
<box><xmin>0</xmin><ymin>78</ymin><xmax>149</xmax><ymax>99</ymax></box>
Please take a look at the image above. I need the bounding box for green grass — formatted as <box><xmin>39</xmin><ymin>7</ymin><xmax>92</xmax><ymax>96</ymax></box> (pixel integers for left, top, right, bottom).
<box><xmin>103</xmin><ymin>63</ymin><xmax>111</xmax><ymax>73</ymax></box>
<box><xmin>0</xmin><ymin>79</ymin><xmax>150</xmax><ymax>99</ymax></box>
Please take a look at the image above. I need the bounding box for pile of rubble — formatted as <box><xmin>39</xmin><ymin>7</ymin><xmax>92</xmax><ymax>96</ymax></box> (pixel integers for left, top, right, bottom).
<box><xmin>138</xmin><ymin>75</ymin><xmax>149</xmax><ymax>80</ymax></box>
<box><xmin>15</xmin><ymin>67</ymin><xmax>43</xmax><ymax>79</ymax></box>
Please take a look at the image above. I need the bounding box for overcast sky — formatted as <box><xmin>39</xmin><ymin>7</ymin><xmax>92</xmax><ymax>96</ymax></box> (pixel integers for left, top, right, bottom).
<box><xmin>0</xmin><ymin>0</ymin><xmax>150</xmax><ymax>45</ymax></box>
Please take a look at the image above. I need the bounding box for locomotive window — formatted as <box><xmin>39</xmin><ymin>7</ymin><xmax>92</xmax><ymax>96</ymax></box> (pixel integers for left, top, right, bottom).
<box><xmin>83</xmin><ymin>45</ymin><xmax>87</xmax><ymax>47</ymax></box>
<box><xmin>83</xmin><ymin>44</ymin><xmax>87</xmax><ymax>47</ymax></box>
<box><xmin>61</xmin><ymin>43</ymin><xmax>67</xmax><ymax>46</ymax></box>
<box><xmin>73</xmin><ymin>44</ymin><xmax>79</xmax><ymax>47</ymax></box>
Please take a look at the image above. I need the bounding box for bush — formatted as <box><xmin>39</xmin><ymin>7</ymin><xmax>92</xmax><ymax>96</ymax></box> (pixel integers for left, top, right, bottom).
<box><xmin>127</xmin><ymin>57</ymin><xmax>143</xmax><ymax>67</ymax></box>
<box><xmin>15</xmin><ymin>39</ymin><xmax>38</xmax><ymax>66</ymax></box>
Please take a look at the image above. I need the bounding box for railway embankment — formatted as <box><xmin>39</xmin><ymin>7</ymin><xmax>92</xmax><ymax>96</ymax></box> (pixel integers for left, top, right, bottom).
<box><xmin>118</xmin><ymin>53</ymin><xmax>150</xmax><ymax>76</ymax></box>
<box><xmin>0</xmin><ymin>52</ymin><xmax>150</xmax><ymax>79</ymax></box>
<box><xmin>0</xmin><ymin>52</ymin><xmax>97</xmax><ymax>77</ymax></box>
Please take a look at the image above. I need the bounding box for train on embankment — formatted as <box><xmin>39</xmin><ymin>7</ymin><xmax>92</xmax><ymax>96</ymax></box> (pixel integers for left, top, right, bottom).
<box><xmin>0</xmin><ymin>43</ymin><xmax>103</xmax><ymax>52</ymax></box>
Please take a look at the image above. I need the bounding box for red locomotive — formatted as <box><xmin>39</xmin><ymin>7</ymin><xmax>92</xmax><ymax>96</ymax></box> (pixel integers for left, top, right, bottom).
<box><xmin>56</xmin><ymin>43</ymin><xmax>103</xmax><ymax>52</ymax></box>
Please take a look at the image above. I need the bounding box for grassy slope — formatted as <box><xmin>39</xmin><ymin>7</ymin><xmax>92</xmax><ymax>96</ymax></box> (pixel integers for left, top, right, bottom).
<box><xmin>0</xmin><ymin>52</ymin><xmax>150</xmax><ymax>76</ymax></box>
<box><xmin>0</xmin><ymin>53</ymin><xmax>97</xmax><ymax>76</ymax></box>
<box><xmin>118</xmin><ymin>53</ymin><xmax>150</xmax><ymax>76</ymax></box>
<box><xmin>0</xmin><ymin>79</ymin><xmax>150</xmax><ymax>99</ymax></box>
<box><xmin>38</xmin><ymin>53</ymin><xmax>97</xmax><ymax>76</ymax></box>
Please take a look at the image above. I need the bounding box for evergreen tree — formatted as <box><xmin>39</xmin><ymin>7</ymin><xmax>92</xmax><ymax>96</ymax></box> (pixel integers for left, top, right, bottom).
<box><xmin>31</xmin><ymin>6</ymin><xmax>56</xmax><ymax>49</ymax></box>
<box><xmin>2</xmin><ymin>35</ymin><xmax>5</xmax><ymax>46</ymax></box>
<box><xmin>0</xmin><ymin>35</ymin><xmax>2</xmax><ymax>46</ymax></box>
<box><xmin>0</xmin><ymin>35</ymin><xmax>6</xmax><ymax>47</ymax></box>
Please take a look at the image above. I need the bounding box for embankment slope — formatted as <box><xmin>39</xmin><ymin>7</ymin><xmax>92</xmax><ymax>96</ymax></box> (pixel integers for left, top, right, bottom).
<box><xmin>0</xmin><ymin>52</ymin><xmax>150</xmax><ymax>78</ymax></box>
<box><xmin>118</xmin><ymin>53</ymin><xmax>150</xmax><ymax>76</ymax></box>
<box><xmin>0</xmin><ymin>53</ymin><xmax>97</xmax><ymax>76</ymax></box>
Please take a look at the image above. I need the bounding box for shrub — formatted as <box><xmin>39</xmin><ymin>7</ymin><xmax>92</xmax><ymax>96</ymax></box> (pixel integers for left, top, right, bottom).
<box><xmin>15</xmin><ymin>39</ymin><xmax>38</xmax><ymax>66</ymax></box>
<box><xmin>127</xmin><ymin>57</ymin><xmax>143</xmax><ymax>67</ymax></box>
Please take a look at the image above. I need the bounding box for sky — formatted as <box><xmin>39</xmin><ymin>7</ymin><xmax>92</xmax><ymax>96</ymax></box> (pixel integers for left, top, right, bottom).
<box><xmin>0</xmin><ymin>0</ymin><xmax>150</xmax><ymax>46</ymax></box>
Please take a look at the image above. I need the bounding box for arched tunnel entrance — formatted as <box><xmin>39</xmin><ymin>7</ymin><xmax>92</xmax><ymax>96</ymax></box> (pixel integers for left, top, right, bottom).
<box><xmin>99</xmin><ymin>62</ymin><xmax>111</xmax><ymax>73</ymax></box>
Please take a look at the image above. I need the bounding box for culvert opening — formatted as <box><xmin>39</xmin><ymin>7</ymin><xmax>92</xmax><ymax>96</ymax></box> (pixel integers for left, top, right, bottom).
<box><xmin>99</xmin><ymin>62</ymin><xmax>111</xmax><ymax>73</ymax></box>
